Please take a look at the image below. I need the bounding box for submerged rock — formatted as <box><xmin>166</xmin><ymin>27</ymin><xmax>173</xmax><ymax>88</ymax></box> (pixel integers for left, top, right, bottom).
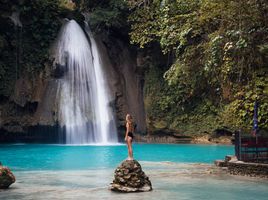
<box><xmin>109</xmin><ymin>160</ymin><xmax>152</xmax><ymax>192</ymax></box>
<box><xmin>0</xmin><ymin>164</ymin><xmax>16</xmax><ymax>189</ymax></box>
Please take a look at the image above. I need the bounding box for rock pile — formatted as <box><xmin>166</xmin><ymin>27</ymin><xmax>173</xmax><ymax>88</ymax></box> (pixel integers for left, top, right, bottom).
<box><xmin>110</xmin><ymin>160</ymin><xmax>152</xmax><ymax>192</ymax></box>
<box><xmin>0</xmin><ymin>163</ymin><xmax>16</xmax><ymax>189</ymax></box>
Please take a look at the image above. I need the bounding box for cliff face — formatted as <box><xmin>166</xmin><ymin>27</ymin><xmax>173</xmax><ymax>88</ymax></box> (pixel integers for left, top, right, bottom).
<box><xmin>0</xmin><ymin>1</ymin><xmax>148</xmax><ymax>143</ymax></box>
<box><xmin>0</xmin><ymin>28</ymin><xmax>146</xmax><ymax>140</ymax></box>
<box><xmin>0</xmin><ymin>65</ymin><xmax>56</xmax><ymax>132</ymax></box>
<box><xmin>95</xmin><ymin>34</ymin><xmax>146</xmax><ymax>133</ymax></box>
<box><xmin>0</xmin><ymin>0</ymin><xmax>62</xmax><ymax>139</ymax></box>
<box><xmin>35</xmin><ymin>32</ymin><xmax>147</xmax><ymax>134</ymax></box>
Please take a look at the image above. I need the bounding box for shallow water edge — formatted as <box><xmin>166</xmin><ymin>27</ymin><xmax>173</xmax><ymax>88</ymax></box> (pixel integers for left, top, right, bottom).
<box><xmin>1</xmin><ymin>162</ymin><xmax>268</xmax><ymax>200</ymax></box>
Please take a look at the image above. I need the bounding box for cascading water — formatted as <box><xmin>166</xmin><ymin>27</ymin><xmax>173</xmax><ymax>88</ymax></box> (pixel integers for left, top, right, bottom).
<box><xmin>53</xmin><ymin>19</ymin><xmax>118</xmax><ymax>144</ymax></box>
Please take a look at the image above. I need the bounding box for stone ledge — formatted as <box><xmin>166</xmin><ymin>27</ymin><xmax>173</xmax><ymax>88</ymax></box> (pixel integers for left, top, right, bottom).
<box><xmin>227</xmin><ymin>161</ymin><xmax>268</xmax><ymax>178</ymax></box>
<box><xmin>215</xmin><ymin>155</ymin><xmax>268</xmax><ymax>178</ymax></box>
<box><xmin>214</xmin><ymin>160</ymin><xmax>227</xmax><ymax>167</ymax></box>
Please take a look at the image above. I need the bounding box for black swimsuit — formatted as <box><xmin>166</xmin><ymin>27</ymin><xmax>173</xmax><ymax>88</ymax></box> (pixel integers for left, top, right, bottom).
<box><xmin>127</xmin><ymin>122</ymin><xmax>134</xmax><ymax>139</ymax></box>
<box><xmin>127</xmin><ymin>132</ymin><xmax>134</xmax><ymax>139</ymax></box>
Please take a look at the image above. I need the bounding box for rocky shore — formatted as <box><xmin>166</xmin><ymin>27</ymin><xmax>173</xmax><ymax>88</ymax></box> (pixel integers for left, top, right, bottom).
<box><xmin>134</xmin><ymin>134</ymin><xmax>233</xmax><ymax>145</ymax></box>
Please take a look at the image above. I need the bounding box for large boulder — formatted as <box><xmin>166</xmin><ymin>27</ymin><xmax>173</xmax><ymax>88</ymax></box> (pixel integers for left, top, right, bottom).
<box><xmin>0</xmin><ymin>163</ymin><xmax>16</xmax><ymax>189</ymax></box>
<box><xmin>109</xmin><ymin>160</ymin><xmax>152</xmax><ymax>192</ymax></box>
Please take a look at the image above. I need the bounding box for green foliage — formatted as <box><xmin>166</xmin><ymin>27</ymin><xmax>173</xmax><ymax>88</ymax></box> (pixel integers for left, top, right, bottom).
<box><xmin>0</xmin><ymin>0</ymin><xmax>267</xmax><ymax>135</ymax></box>
<box><xmin>0</xmin><ymin>0</ymin><xmax>65</xmax><ymax>96</ymax></box>
<box><xmin>76</xmin><ymin>0</ymin><xmax>129</xmax><ymax>32</ymax></box>
<box><xmin>170</xmin><ymin>102</ymin><xmax>221</xmax><ymax>136</ymax></box>
<box><xmin>128</xmin><ymin>0</ymin><xmax>201</xmax><ymax>52</ymax></box>
<box><xmin>221</xmin><ymin>74</ymin><xmax>268</xmax><ymax>129</ymax></box>
<box><xmin>144</xmin><ymin>65</ymin><xmax>171</xmax><ymax>118</ymax></box>
<box><xmin>130</xmin><ymin>0</ymin><xmax>268</xmax><ymax>132</ymax></box>
<box><xmin>20</xmin><ymin>0</ymin><xmax>63</xmax><ymax>73</ymax></box>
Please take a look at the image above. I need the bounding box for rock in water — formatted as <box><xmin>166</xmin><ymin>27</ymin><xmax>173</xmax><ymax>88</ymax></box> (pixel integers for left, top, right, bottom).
<box><xmin>109</xmin><ymin>160</ymin><xmax>152</xmax><ymax>192</ymax></box>
<box><xmin>0</xmin><ymin>164</ymin><xmax>16</xmax><ymax>189</ymax></box>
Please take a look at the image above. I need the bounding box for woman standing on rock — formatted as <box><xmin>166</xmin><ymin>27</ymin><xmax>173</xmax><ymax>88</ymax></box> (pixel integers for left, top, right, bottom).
<box><xmin>125</xmin><ymin>114</ymin><xmax>134</xmax><ymax>160</ymax></box>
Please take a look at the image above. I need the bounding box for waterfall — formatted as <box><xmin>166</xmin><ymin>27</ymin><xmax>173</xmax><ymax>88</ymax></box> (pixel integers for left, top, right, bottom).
<box><xmin>53</xmin><ymin>19</ymin><xmax>118</xmax><ymax>144</ymax></box>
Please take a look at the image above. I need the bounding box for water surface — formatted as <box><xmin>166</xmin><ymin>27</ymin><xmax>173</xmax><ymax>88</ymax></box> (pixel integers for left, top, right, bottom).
<box><xmin>1</xmin><ymin>144</ymin><xmax>267</xmax><ymax>200</ymax></box>
<box><xmin>0</xmin><ymin>144</ymin><xmax>233</xmax><ymax>170</ymax></box>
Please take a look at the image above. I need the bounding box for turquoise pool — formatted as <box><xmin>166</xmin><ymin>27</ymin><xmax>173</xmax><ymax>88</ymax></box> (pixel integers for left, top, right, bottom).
<box><xmin>1</xmin><ymin>144</ymin><xmax>268</xmax><ymax>200</ymax></box>
<box><xmin>0</xmin><ymin>144</ymin><xmax>233</xmax><ymax>170</ymax></box>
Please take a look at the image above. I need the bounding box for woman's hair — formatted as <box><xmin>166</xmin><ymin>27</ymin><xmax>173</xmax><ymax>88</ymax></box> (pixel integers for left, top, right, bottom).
<box><xmin>126</xmin><ymin>114</ymin><xmax>133</xmax><ymax>124</ymax></box>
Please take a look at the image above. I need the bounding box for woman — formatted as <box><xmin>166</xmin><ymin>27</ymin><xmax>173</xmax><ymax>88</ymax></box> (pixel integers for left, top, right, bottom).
<box><xmin>125</xmin><ymin>114</ymin><xmax>134</xmax><ymax>160</ymax></box>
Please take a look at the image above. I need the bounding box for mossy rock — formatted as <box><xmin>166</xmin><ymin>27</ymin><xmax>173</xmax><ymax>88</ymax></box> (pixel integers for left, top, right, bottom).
<box><xmin>110</xmin><ymin>160</ymin><xmax>152</xmax><ymax>192</ymax></box>
<box><xmin>152</xmin><ymin>120</ymin><xmax>168</xmax><ymax>130</ymax></box>
<box><xmin>0</xmin><ymin>165</ymin><xmax>16</xmax><ymax>189</ymax></box>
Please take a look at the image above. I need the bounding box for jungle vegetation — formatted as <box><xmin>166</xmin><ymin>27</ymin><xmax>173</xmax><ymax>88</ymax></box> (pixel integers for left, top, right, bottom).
<box><xmin>0</xmin><ymin>0</ymin><xmax>267</xmax><ymax>135</ymax></box>
<box><xmin>126</xmin><ymin>0</ymin><xmax>268</xmax><ymax>134</ymax></box>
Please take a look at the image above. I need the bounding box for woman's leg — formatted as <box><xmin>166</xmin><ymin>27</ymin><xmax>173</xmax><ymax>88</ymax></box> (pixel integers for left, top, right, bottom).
<box><xmin>127</xmin><ymin>137</ymin><xmax>133</xmax><ymax>160</ymax></box>
<box><xmin>126</xmin><ymin>138</ymin><xmax>130</xmax><ymax>159</ymax></box>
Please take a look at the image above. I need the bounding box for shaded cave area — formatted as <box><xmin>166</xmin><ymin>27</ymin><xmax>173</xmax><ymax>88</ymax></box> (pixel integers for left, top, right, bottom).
<box><xmin>0</xmin><ymin>125</ymin><xmax>63</xmax><ymax>144</ymax></box>
<box><xmin>0</xmin><ymin>125</ymin><xmax>129</xmax><ymax>144</ymax></box>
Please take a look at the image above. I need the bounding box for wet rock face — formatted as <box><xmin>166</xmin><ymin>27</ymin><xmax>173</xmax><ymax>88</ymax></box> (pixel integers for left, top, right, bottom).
<box><xmin>95</xmin><ymin>35</ymin><xmax>146</xmax><ymax>134</ymax></box>
<box><xmin>0</xmin><ymin>164</ymin><xmax>16</xmax><ymax>189</ymax></box>
<box><xmin>0</xmin><ymin>35</ymin><xmax>147</xmax><ymax>137</ymax></box>
<box><xmin>110</xmin><ymin>160</ymin><xmax>152</xmax><ymax>192</ymax></box>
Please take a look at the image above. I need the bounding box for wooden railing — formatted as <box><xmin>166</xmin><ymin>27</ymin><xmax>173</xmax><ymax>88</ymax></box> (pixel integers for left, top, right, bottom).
<box><xmin>234</xmin><ymin>132</ymin><xmax>268</xmax><ymax>163</ymax></box>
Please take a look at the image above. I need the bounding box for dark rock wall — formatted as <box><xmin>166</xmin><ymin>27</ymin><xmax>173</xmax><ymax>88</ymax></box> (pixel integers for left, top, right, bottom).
<box><xmin>95</xmin><ymin>35</ymin><xmax>146</xmax><ymax>134</ymax></box>
<box><xmin>0</xmin><ymin>1</ymin><xmax>147</xmax><ymax>141</ymax></box>
<box><xmin>0</xmin><ymin>31</ymin><xmax>146</xmax><ymax>140</ymax></box>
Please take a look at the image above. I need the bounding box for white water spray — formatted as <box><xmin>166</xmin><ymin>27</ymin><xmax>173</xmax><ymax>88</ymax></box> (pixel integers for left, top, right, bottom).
<box><xmin>54</xmin><ymin>19</ymin><xmax>118</xmax><ymax>144</ymax></box>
